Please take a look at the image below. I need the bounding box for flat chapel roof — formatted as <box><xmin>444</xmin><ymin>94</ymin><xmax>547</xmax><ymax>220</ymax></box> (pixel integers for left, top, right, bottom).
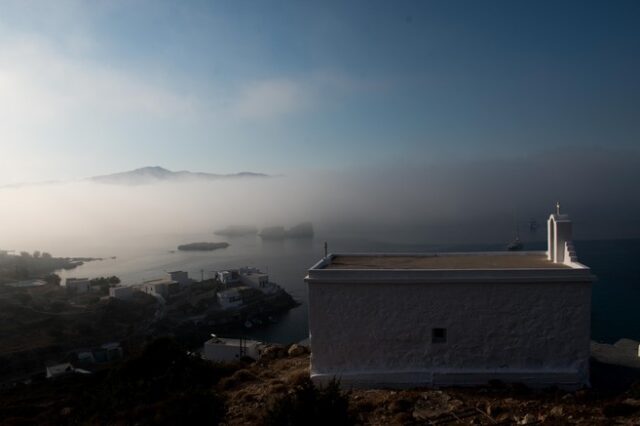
<box><xmin>323</xmin><ymin>252</ymin><xmax>570</xmax><ymax>270</ymax></box>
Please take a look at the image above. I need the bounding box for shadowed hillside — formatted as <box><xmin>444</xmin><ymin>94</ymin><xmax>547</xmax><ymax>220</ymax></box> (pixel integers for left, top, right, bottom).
<box><xmin>2</xmin><ymin>339</ymin><xmax>640</xmax><ymax>425</ymax></box>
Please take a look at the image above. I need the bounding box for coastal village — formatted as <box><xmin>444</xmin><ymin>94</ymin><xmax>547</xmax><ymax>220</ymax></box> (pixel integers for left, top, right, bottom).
<box><xmin>0</xmin><ymin>254</ymin><xmax>298</xmax><ymax>389</ymax></box>
<box><xmin>109</xmin><ymin>266</ymin><xmax>297</xmax><ymax>330</ymax></box>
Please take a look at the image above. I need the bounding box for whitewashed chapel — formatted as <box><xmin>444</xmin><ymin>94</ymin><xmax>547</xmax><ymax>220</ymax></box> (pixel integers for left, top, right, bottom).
<box><xmin>305</xmin><ymin>207</ymin><xmax>595</xmax><ymax>389</ymax></box>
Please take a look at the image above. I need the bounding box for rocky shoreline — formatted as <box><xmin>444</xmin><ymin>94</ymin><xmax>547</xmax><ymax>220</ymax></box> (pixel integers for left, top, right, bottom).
<box><xmin>177</xmin><ymin>242</ymin><xmax>230</xmax><ymax>251</ymax></box>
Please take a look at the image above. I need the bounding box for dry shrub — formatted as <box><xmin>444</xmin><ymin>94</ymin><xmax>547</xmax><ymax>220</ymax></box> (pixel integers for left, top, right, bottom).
<box><xmin>268</xmin><ymin>383</ymin><xmax>288</xmax><ymax>394</ymax></box>
<box><xmin>286</xmin><ymin>370</ymin><xmax>310</xmax><ymax>387</ymax></box>
<box><xmin>220</xmin><ymin>369</ymin><xmax>259</xmax><ymax>390</ymax></box>
<box><xmin>263</xmin><ymin>378</ymin><xmax>353</xmax><ymax>426</ymax></box>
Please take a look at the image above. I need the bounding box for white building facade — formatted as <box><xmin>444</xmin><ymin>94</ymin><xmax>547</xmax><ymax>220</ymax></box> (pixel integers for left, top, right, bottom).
<box><xmin>168</xmin><ymin>270</ymin><xmax>190</xmax><ymax>286</ymax></box>
<box><xmin>217</xmin><ymin>270</ymin><xmax>240</xmax><ymax>286</ymax></box>
<box><xmin>305</xmin><ymin>209</ymin><xmax>595</xmax><ymax>389</ymax></box>
<box><xmin>217</xmin><ymin>287</ymin><xmax>243</xmax><ymax>309</ymax></box>
<box><xmin>217</xmin><ymin>267</ymin><xmax>278</xmax><ymax>293</ymax></box>
<box><xmin>64</xmin><ymin>278</ymin><xmax>90</xmax><ymax>293</ymax></box>
<box><xmin>141</xmin><ymin>279</ymin><xmax>172</xmax><ymax>298</ymax></box>
<box><xmin>109</xmin><ymin>285</ymin><xmax>133</xmax><ymax>300</ymax></box>
<box><xmin>240</xmin><ymin>271</ymin><xmax>269</xmax><ymax>288</ymax></box>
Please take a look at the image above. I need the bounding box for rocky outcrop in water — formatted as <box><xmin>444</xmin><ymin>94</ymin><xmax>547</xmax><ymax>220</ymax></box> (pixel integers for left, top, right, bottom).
<box><xmin>177</xmin><ymin>242</ymin><xmax>230</xmax><ymax>251</ymax></box>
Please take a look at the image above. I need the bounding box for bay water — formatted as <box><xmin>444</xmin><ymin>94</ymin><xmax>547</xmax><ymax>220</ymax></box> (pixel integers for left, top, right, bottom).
<box><xmin>55</xmin><ymin>234</ymin><xmax>640</xmax><ymax>345</ymax></box>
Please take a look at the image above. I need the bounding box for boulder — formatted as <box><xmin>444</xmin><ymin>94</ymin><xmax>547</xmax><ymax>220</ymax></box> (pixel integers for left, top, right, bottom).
<box><xmin>287</xmin><ymin>344</ymin><xmax>307</xmax><ymax>357</ymax></box>
<box><xmin>260</xmin><ymin>344</ymin><xmax>286</xmax><ymax>360</ymax></box>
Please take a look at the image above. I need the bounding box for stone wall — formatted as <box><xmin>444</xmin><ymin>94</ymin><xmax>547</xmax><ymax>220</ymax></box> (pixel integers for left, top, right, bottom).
<box><xmin>308</xmin><ymin>278</ymin><xmax>591</xmax><ymax>389</ymax></box>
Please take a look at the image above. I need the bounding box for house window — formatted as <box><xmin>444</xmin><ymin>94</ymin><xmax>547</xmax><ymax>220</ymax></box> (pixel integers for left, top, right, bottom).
<box><xmin>432</xmin><ymin>328</ymin><xmax>447</xmax><ymax>344</ymax></box>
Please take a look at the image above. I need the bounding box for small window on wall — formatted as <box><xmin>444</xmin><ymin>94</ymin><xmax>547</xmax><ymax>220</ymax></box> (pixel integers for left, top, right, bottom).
<box><xmin>432</xmin><ymin>328</ymin><xmax>447</xmax><ymax>343</ymax></box>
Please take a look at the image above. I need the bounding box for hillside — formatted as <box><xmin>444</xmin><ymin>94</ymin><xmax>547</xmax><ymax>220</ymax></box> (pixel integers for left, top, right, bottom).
<box><xmin>222</xmin><ymin>349</ymin><xmax>640</xmax><ymax>425</ymax></box>
<box><xmin>2</xmin><ymin>340</ymin><xmax>640</xmax><ymax>425</ymax></box>
<box><xmin>90</xmin><ymin>166</ymin><xmax>269</xmax><ymax>185</ymax></box>
<box><xmin>0</xmin><ymin>283</ymin><xmax>157</xmax><ymax>383</ymax></box>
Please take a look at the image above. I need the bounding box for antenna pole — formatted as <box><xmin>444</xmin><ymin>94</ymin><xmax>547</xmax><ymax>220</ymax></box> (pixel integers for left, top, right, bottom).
<box><xmin>324</xmin><ymin>241</ymin><xmax>328</xmax><ymax>258</ymax></box>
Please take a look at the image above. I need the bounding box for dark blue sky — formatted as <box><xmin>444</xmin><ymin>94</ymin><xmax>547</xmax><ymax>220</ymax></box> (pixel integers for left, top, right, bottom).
<box><xmin>0</xmin><ymin>0</ymin><xmax>639</xmax><ymax>182</ymax></box>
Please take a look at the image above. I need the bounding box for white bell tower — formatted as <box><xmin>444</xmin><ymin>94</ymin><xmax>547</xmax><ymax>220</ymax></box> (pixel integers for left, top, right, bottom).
<box><xmin>547</xmin><ymin>202</ymin><xmax>575</xmax><ymax>264</ymax></box>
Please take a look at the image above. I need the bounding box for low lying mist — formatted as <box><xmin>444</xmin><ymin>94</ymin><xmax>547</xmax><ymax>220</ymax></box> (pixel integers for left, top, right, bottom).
<box><xmin>1</xmin><ymin>148</ymin><xmax>639</xmax><ymax>256</ymax></box>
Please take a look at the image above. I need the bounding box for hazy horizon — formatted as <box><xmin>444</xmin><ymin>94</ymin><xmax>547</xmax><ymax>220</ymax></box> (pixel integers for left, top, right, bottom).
<box><xmin>1</xmin><ymin>146</ymin><xmax>639</xmax><ymax>257</ymax></box>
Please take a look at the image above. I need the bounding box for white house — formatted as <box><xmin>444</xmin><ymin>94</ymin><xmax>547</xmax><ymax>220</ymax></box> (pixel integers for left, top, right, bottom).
<box><xmin>217</xmin><ymin>287</ymin><xmax>244</xmax><ymax>309</ymax></box>
<box><xmin>46</xmin><ymin>363</ymin><xmax>75</xmax><ymax>379</ymax></box>
<box><xmin>305</xmin><ymin>207</ymin><xmax>595</xmax><ymax>390</ymax></box>
<box><xmin>141</xmin><ymin>279</ymin><xmax>172</xmax><ymax>298</ymax></box>
<box><xmin>65</xmin><ymin>278</ymin><xmax>90</xmax><ymax>293</ymax></box>
<box><xmin>218</xmin><ymin>267</ymin><xmax>278</xmax><ymax>293</ymax></box>
<box><xmin>240</xmin><ymin>271</ymin><xmax>269</xmax><ymax>288</ymax></box>
<box><xmin>203</xmin><ymin>336</ymin><xmax>261</xmax><ymax>361</ymax></box>
<box><xmin>109</xmin><ymin>285</ymin><xmax>133</xmax><ymax>300</ymax></box>
<box><xmin>46</xmin><ymin>363</ymin><xmax>90</xmax><ymax>379</ymax></box>
<box><xmin>217</xmin><ymin>270</ymin><xmax>240</xmax><ymax>286</ymax></box>
<box><xmin>240</xmin><ymin>270</ymin><xmax>279</xmax><ymax>294</ymax></box>
<box><xmin>168</xmin><ymin>270</ymin><xmax>190</xmax><ymax>286</ymax></box>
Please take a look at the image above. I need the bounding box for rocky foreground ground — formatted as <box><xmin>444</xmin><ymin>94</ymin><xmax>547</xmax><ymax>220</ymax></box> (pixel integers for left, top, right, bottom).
<box><xmin>222</xmin><ymin>344</ymin><xmax>640</xmax><ymax>425</ymax></box>
<box><xmin>2</xmin><ymin>340</ymin><xmax>640</xmax><ymax>425</ymax></box>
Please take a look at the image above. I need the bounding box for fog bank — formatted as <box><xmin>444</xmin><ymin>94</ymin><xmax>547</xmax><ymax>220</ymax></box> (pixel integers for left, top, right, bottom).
<box><xmin>1</xmin><ymin>148</ymin><xmax>638</xmax><ymax>256</ymax></box>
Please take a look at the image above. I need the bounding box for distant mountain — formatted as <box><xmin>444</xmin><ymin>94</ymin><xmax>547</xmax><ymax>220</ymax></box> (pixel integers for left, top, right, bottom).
<box><xmin>0</xmin><ymin>167</ymin><xmax>270</xmax><ymax>189</ymax></box>
<box><xmin>89</xmin><ymin>167</ymin><xmax>269</xmax><ymax>185</ymax></box>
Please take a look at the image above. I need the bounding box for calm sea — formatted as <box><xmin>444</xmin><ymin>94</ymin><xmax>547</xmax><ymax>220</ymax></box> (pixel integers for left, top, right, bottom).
<box><xmin>55</xmin><ymin>234</ymin><xmax>640</xmax><ymax>345</ymax></box>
